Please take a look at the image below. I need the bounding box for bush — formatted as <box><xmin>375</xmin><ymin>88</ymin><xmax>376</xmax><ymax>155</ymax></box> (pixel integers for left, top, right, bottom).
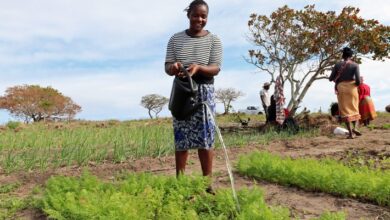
<box><xmin>6</xmin><ymin>121</ymin><xmax>21</xmax><ymax>130</ymax></box>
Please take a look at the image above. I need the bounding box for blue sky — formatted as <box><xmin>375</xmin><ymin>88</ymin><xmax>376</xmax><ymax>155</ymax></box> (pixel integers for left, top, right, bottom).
<box><xmin>0</xmin><ymin>0</ymin><xmax>389</xmax><ymax>123</ymax></box>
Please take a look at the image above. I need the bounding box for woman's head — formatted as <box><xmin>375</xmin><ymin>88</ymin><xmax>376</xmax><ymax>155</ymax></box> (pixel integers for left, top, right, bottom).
<box><xmin>185</xmin><ymin>0</ymin><xmax>209</xmax><ymax>32</ymax></box>
<box><xmin>342</xmin><ymin>47</ymin><xmax>353</xmax><ymax>59</ymax></box>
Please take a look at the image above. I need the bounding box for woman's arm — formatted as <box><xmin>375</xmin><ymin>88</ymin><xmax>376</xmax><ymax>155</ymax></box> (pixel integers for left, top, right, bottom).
<box><xmin>354</xmin><ymin>65</ymin><xmax>361</xmax><ymax>86</ymax></box>
<box><xmin>329</xmin><ymin>65</ymin><xmax>337</xmax><ymax>81</ymax></box>
<box><xmin>186</xmin><ymin>63</ymin><xmax>220</xmax><ymax>77</ymax></box>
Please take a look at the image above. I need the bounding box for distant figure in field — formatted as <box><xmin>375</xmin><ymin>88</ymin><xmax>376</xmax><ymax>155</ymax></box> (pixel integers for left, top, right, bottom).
<box><xmin>358</xmin><ymin>77</ymin><xmax>377</xmax><ymax>126</ymax></box>
<box><xmin>329</xmin><ymin>47</ymin><xmax>361</xmax><ymax>139</ymax></box>
<box><xmin>260</xmin><ymin>82</ymin><xmax>271</xmax><ymax>123</ymax></box>
<box><xmin>164</xmin><ymin>0</ymin><xmax>222</xmax><ymax>190</ymax></box>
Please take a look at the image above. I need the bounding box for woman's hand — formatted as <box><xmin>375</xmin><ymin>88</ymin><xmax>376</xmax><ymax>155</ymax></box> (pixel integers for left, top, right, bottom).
<box><xmin>186</xmin><ymin>64</ymin><xmax>200</xmax><ymax>77</ymax></box>
<box><xmin>169</xmin><ymin>62</ymin><xmax>182</xmax><ymax>76</ymax></box>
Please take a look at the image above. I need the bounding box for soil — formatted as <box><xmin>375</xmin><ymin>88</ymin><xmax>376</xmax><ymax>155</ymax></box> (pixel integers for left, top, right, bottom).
<box><xmin>2</xmin><ymin>114</ymin><xmax>390</xmax><ymax>220</ymax></box>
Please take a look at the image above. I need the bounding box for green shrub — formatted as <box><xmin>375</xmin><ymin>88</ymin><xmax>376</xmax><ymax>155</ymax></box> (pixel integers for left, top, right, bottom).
<box><xmin>316</xmin><ymin>211</ymin><xmax>346</xmax><ymax>220</ymax></box>
<box><xmin>5</xmin><ymin>121</ymin><xmax>21</xmax><ymax>130</ymax></box>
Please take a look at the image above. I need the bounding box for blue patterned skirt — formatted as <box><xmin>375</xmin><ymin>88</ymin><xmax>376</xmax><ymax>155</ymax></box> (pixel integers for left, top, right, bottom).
<box><xmin>173</xmin><ymin>84</ymin><xmax>216</xmax><ymax>151</ymax></box>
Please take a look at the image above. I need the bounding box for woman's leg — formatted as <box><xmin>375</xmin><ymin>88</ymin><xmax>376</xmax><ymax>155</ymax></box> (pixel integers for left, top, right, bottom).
<box><xmin>352</xmin><ymin>121</ymin><xmax>362</xmax><ymax>136</ymax></box>
<box><xmin>346</xmin><ymin>121</ymin><xmax>354</xmax><ymax>138</ymax></box>
<box><xmin>198</xmin><ymin>149</ymin><xmax>213</xmax><ymax>176</ymax></box>
<box><xmin>175</xmin><ymin>150</ymin><xmax>189</xmax><ymax>177</ymax></box>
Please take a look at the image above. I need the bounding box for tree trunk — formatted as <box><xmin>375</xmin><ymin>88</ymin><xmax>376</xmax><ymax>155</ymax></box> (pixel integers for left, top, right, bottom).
<box><xmin>148</xmin><ymin>109</ymin><xmax>153</xmax><ymax>119</ymax></box>
<box><xmin>226</xmin><ymin>101</ymin><xmax>232</xmax><ymax>114</ymax></box>
<box><xmin>223</xmin><ymin>101</ymin><xmax>229</xmax><ymax>114</ymax></box>
<box><xmin>289</xmin><ymin>75</ymin><xmax>318</xmax><ymax>116</ymax></box>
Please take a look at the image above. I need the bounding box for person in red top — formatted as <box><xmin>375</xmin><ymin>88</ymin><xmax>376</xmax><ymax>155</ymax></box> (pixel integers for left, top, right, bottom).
<box><xmin>358</xmin><ymin>77</ymin><xmax>377</xmax><ymax>126</ymax></box>
<box><xmin>283</xmin><ymin>108</ymin><xmax>290</xmax><ymax>118</ymax></box>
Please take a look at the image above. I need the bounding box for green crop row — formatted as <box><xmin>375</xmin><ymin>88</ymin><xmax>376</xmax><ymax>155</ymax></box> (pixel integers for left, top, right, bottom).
<box><xmin>0</xmin><ymin>119</ymin><xmax>318</xmax><ymax>173</ymax></box>
<box><xmin>38</xmin><ymin>172</ymin><xmax>344</xmax><ymax>220</ymax></box>
<box><xmin>40</xmin><ymin>172</ymin><xmax>289</xmax><ymax>220</ymax></box>
<box><xmin>237</xmin><ymin>151</ymin><xmax>390</xmax><ymax>206</ymax></box>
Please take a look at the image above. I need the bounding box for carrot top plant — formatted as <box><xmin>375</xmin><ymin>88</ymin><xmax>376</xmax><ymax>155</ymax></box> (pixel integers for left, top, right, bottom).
<box><xmin>40</xmin><ymin>172</ymin><xmax>291</xmax><ymax>220</ymax></box>
<box><xmin>237</xmin><ymin>151</ymin><xmax>390</xmax><ymax>207</ymax></box>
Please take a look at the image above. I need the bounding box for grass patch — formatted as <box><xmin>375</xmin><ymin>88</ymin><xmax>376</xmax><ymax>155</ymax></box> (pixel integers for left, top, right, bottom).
<box><xmin>0</xmin><ymin>196</ymin><xmax>29</xmax><ymax>220</ymax></box>
<box><xmin>237</xmin><ymin>151</ymin><xmax>390</xmax><ymax>207</ymax></box>
<box><xmin>0</xmin><ymin>182</ymin><xmax>21</xmax><ymax>194</ymax></box>
<box><xmin>0</xmin><ymin>182</ymin><xmax>29</xmax><ymax>220</ymax></box>
<box><xmin>367</xmin><ymin>123</ymin><xmax>390</xmax><ymax>130</ymax></box>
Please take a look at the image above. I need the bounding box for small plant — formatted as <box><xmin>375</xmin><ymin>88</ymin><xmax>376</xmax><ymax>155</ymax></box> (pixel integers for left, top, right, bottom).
<box><xmin>0</xmin><ymin>196</ymin><xmax>29</xmax><ymax>220</ymax></box>
<box><xmin>0</xmin><ymin>182</ymin><xmax>21</xmax><ymax>193</ymax></box>
<box><xmin>5</xmin><ymin>121</ymin><xmax>21</xmax><ymax>130</ymax></box>
<box><xmin>382</xmin><ymin>124</ymin><xmax>390</xmax><ymax>130</ymax></box>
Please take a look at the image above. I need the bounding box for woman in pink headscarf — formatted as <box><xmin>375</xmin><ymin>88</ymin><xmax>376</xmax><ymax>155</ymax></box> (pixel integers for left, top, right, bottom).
<box><xmin>358</xmin><ymin>77</ymin><xmax>377</xmax><ymax>126</ymax></box>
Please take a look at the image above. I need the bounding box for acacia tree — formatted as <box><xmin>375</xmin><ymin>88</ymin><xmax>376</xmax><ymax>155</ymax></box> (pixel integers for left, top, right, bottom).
<box><xmin>247</xmin><ymin>5</ymin><xmax>390</xmax><ymax>115</ymax></box>
<box><xmin>215</xmin><ymin>88</ymin><xmax>244</xmax><ymax>114</ymax></box>
<box><xmin>0</xmin><ymin>85</ymin><xmax>81</xmax><ymax>122</ymax></box>
<box><xmin>140</xmin><ymin>94</ymin><xmax>169</xmax><ymax>119</ymax></box>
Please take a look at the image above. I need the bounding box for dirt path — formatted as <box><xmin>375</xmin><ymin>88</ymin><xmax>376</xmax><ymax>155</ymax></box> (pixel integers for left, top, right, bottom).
<box><xmin>2</xmin><ymin>116</ymin><xmax>390</xmax><ymax>220</ymax></box>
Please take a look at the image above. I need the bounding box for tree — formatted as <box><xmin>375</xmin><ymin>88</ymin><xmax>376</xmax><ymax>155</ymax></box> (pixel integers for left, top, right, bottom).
<box><xmin>0</xmin><ymin>85</ymin><xmax>81</xmax><ymax>123</ymax></box>
<box><xmin>215</xmin><ymin>88</ymin><xmax>244</xmax><ymax>114</ymax></box>
<box><xmin>140</xmin><ymin>94</ymin><xmax>169</xmax><ymax>119</ymax></box>
<box><xmin>247</xmin><ymin>5</ymin><xmax>390</xmax><ymax>116</ymax></box>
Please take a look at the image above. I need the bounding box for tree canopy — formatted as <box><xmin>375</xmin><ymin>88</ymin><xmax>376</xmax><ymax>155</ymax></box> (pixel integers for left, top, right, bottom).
<box><xmin>140</xmin><ymin>94</ymin><xmax>169</xmax><ymax>119</ymax></box>
<box><xmin>215</xmin><ymin>88</ymin><xmax>244</xmax><ymax>114</ymax></box>
<box><xmin>247</xmin><ymin>5</ymin><xmax>390</xmax><ymax>115</ymax></box>
<box><xmin>0</xmin><ymin>85</ymin><xmax>81</xmax><ymax>122</ymax></box>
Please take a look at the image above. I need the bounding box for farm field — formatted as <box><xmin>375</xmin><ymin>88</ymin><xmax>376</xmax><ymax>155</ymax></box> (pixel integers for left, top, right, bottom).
<box><xmin>0</xmin><ymin>113</ymin><xmax>389</xmax><ymax>219</ymax></box>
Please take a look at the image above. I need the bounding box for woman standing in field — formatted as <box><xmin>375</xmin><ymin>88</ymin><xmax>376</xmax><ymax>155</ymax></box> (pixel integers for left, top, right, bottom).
<box><xmin>358</xmin><ymin>77</ymin><xmax>377</xmax><ymax>126</ymax></box>
<box><xmin>164</xmin><ymin>0</ymin><xmax>222</xmax><ymax>184</ymax></box>
<box><xmin>329</xmin><ymin>47</ymin><xmax>361</xmax><ymax>139</ymax></box>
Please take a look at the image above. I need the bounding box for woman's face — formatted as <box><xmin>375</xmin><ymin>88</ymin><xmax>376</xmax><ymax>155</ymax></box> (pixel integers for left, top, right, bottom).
<box><xmin>188</xmin><ymin>5</ymin><xmax>208</xmax><ymax>32</ymax></box>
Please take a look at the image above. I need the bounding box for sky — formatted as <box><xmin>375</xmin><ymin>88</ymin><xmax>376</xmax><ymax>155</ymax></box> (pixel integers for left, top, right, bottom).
<box><xmin>0</xmin><ymin>0</ymin><xmax>389</xmax><ymax>123</ymax></box>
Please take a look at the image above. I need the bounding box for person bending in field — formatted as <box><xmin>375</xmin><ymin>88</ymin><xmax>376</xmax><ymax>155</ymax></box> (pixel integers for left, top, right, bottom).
<box><xmin>358</xmin><ymin>77</ymin><xmax>377</xmax><ymax>126</ymax></box>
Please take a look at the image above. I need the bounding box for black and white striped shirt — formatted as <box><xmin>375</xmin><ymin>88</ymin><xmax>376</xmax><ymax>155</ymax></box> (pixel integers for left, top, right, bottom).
<box><xmin>165</xmin><ymin>30</ymin><xmax>222</xmax><ymax>84</ymax></box>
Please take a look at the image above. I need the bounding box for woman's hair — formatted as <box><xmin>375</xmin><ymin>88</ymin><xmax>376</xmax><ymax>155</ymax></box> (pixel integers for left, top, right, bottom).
<box><xmin>185</xmin><ymin>0</ymin><xmax>209</xmax><ymax>17</ymax></box>
<box><xmin>342</xmin><ymin>47</ymin><xmax>353</xmax><ymax>59</ymax></box>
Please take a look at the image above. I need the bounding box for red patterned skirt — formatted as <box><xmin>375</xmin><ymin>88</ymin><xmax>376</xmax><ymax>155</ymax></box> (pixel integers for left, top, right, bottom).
<box><xmin>359</xmin><ymin>96</ymin><xmax>377</xmax><ymax>122</ymax></box>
